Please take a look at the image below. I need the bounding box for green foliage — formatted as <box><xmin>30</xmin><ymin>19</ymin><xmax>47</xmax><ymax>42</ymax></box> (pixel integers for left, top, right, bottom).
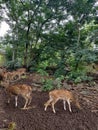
<box><xmin>54</xmin><ymin>66</ymin><xmax>66</xmax><ymax>77</ymax></box>
<box><xmin>37</xmin><ymin>60</ymin><xmax>49</xmax><ymax>76</ymax></box>
<box><xmin>42</xmin><ymin>76</ymin><xmax>64</xmax><ymax>91</ymax></box>
<box><xmin>0</xmin><ymin>0</ymin><xmax>97</xmax><ymax>83</ymax></box>
<box><xmin>5</xmin><ymin>46</ymin><xmax>13</xmax><ymax>61</ymax></box>
<box><xmin>42</xmin><ymin>79</ymin><xmax>54</xmax><ymax>91</ymax></box>
<box><xmin>0</xmin><ymin>54</ymin><xmax>6</xmax><ymax>66</ymax></box>
<box><xmin>37</xmin><ymin>69</ymin><xmax>49</xmax><ymax>76</ymax></box>
<box><xmin>54</xmin><ymin>76</ymin><xmax>64</xmax><ymax>88</ymax></box>
<box><xmin>5</xmin><ymin>60</ymin><xmax>22</xmax><ymax>70</ymax></box>
<box><xmin>66</xmin><ymin>65</ymin><xmax>93</xmax><ymax>83</ymax></box>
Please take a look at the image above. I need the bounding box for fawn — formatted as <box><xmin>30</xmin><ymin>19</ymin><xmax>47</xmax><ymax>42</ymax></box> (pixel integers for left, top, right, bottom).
<box><xmin>44</xmin><ymin>89</ymin><xmax>81</xmax><ymax>113</ymax></box>
<box><xmin>7</xmin><ymin>68</ymin><xmax>27</xmax><ymax>80</ymax></box>
<box><xmin>1</xmin><ymin>81</ymin><xmax>32</xmax><ymax>109</ymax></box>
<box><xmin>5</xmin><ymin>68</ymin><xmax>26</xmax><ymax>81</ymax></box>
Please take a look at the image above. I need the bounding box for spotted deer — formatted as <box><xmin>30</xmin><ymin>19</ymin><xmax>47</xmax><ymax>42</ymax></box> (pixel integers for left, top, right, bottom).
<box><xmin>44</xmin><ymin>89</ymin><xmax>81</xmax><ymax>113</ymax></box>
<box><xmin>0</xmin><ymin>81</ymin><xmax>32</xmax><ymax>109</ymax></box>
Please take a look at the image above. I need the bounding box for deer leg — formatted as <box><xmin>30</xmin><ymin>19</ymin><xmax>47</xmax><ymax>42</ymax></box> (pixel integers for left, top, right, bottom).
<box><xmin>7</xmin><ymin>93</ymin><xmax>12</xmax><ymax>104</ymax></box>
<box><xmin>67</xmin><ymin>99</ymin><xmax>72</xmax><ymax>112</ymax></box>
<box><xmin>63</xmin><ymin>100</ymin><xmax>66</xmax><ymax>110</ymax></box>
<box><xmin>51</xmin><ymin>101</ymin><xmax>56</xmax><ymax>113</ymax></box>
<box><xmin>51</xmin><ymin>98</ymin><xmax>58</xmax><ymax>113</ymax></box>
<box><xmin>15</xmin><ymin>96</ymin><xmax>18</xmax><ymax>107</ymax></box>
<box><xmin>28</xmin><ymin>95</ymin><xmax>32</xmax><ymax>106</ymax></box>
<box><xmin>44</xmin><ymin>97</ymin><xmax>53</xmax><ymax>111</ymax></box>
<box><xmin>22</xmin><ymin>98</ymin><xmax>28</xmax><ymax>109</ymax></box>
<box><xmin>7</xmin><ymin>98</ymin><xmax>10</xmax><ymax>104</ymax></box>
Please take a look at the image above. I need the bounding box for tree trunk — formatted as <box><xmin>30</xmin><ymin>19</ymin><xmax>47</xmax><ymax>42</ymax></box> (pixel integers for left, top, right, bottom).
<box><xmin>23</xmin><ymin>41</ymin><xmax>28</xmax><ymax>68</ymax></box>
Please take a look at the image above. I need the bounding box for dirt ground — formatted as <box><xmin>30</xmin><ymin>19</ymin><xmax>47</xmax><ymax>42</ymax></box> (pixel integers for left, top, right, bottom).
<box><xmin>0</xmin><ymin>73</ymin><xmax>98</xmax><ymax>130</ymax></box>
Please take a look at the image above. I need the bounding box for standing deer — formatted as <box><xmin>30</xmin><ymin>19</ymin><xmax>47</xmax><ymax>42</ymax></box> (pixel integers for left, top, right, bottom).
<box><xmin>1</xmin><ymin>81</ymin><xmax>32</xmax><ymax>109</ymax></box>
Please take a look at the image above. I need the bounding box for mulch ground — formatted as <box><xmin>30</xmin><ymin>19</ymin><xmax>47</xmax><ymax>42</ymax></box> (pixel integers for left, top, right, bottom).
<box><xmin>0</xmin><ymin>73</ymin><xmax>98</xmax><ymax>130</ymax></box>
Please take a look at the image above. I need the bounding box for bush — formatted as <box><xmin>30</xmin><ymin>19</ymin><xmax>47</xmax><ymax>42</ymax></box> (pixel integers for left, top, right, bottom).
<box><xmin>42</xmin><ymin>79</ymin><xmax>54</xmax><ymax>91</ymax></box>
<box><xmin>42</xmin><ymin>76</ymin><xmax>64</xmax><ymax>91</ymax></box>
<box><xmin>66</xmin><ymin>69</ymin><xmax>93</xmax><ymax>83</ymax></box>
<box><xmin>5</xmin><ymin>59</ymin><xmax>22</xmax><ymax>70</ymax></box>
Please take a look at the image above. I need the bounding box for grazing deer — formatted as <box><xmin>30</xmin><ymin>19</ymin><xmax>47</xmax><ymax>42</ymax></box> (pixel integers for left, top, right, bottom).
<box><xmin>0</xmin><ymin>81</ymin><xmax>32</xmax><ymax>109</ymax></box>
<box><xmin>44</xmin><ymin>89</ymin><xmax>81</xmax><ymax>113</ymax></box>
